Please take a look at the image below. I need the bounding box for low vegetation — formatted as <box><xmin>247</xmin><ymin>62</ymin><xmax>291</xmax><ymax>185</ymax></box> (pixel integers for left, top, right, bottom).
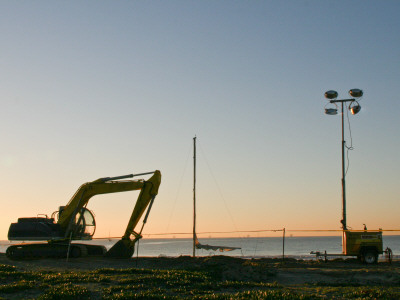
<box><xmin>0</xmin><ymin>257</ymin><xmax>399</xmax><ymax>299</ymax></box>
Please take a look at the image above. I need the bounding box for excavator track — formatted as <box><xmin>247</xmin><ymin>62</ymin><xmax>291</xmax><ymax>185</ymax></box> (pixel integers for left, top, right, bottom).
<box><xmin>5</xmin><ymin>242</ymin><xmax>106</xmax><ymax>260</ymax></box>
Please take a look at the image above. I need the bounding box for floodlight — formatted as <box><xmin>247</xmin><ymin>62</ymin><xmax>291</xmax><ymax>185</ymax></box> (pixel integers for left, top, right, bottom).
<box><xmin>349</xmin><ymin>89</ymin><xmax>363</xmax><ymax>98</ymax></box>
<box><xmin>325</xmin><ymin>108</ymin><xmax>338</xmax><ymax>115</ymax></box>
<box><xmin>350</xmin><ymin>104</ymin><xmax>361</xmax><ymax>115</ymax></box>
<box><xmin>325</xmin><ymin>90</ymin><xmax>338</xmax><ymax>99</ymax></box>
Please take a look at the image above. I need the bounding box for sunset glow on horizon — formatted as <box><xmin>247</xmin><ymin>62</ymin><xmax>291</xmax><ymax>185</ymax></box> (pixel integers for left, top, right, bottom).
<box><xmin>1</xmin><ymin>1</ymin><xmax>400</xmax><ymax>241</ymax></box>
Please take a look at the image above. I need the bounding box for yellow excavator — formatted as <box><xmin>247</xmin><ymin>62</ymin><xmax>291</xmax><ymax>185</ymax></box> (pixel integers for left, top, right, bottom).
<box><xmin>6</xmin><ymin>170</ymin><xmax>161</xmax><ymax>260</ymax></box>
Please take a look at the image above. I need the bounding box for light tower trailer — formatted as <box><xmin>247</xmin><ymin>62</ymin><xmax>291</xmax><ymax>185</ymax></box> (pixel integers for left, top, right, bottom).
<box><xmin>313</xmin><ymin>89</ymin><xmax>392</xmax><ymax>264</ymax></box>
<box><xmin>343</xmin><ymin>230</ymin><xmax>383</xmax><ymax>263</ymax></box>
<box><xmin>311</xmin><ymin>230</ymin><xmax>392</xmax><ymax>264</ymax></box>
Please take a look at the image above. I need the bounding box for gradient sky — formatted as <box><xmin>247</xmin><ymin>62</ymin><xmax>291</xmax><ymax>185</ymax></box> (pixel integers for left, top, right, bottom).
<box><xmin>1</xmin><ymin>1</ymin><xmax>399</xmax><ymax>240</ymax></box>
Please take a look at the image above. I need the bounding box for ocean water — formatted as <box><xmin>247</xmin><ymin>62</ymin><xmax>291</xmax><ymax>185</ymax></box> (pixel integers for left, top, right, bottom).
<box><xmin>2</xmin><ymin>235</ymin><xmax>399</xmax><ymax>260</ymax></box>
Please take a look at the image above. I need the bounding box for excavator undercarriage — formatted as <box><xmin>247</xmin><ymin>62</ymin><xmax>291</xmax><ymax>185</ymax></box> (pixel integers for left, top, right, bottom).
<box><xmin>6</xmin><ymin>242</ymin><xmax>106</xmax><ymax>260</ymax></box>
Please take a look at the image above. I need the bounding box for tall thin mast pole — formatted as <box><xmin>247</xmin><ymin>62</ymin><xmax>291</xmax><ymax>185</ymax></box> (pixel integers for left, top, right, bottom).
<box><xmin>341</xmin><ymin>102</ymin><xmax>347</xmax><ymax>230</ymax></box>
<box><xmin>193</xmin><ymin>136</ymin><xmax>197</xmax><ymax>257</ymax></box>
<box><xmin>328</xmin><ymin>95</ymin><xmax>360</xmax><ymax>230</ymax></box>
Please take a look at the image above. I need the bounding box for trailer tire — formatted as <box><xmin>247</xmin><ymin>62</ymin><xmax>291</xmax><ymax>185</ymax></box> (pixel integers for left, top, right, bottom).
<box><xmin>363</xmin><ymin>250</ymin><xmax>378</xmax><ymax>264</ymax></box>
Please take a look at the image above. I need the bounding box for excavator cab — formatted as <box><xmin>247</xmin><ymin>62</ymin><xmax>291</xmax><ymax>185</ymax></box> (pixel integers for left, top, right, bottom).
<box><xmin>73</xmin><ymin>207</ymin><xmax>96</xmax><ymax>239</ymax></box>
<box><xmin>54</xmin><ymin>206</ymin><xmax>96</xmax><ymax>239</ymax></box>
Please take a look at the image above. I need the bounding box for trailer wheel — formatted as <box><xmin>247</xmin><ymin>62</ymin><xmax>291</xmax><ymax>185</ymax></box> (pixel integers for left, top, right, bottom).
<box><xmin>363</xmin><ymin>250</ymin><xmax>378</xmax><ymax>264</ymax></box>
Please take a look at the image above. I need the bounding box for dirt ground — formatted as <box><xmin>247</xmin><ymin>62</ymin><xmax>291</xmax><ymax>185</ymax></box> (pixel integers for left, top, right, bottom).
<box><xmin>1</xmin><ymin>253</ymin><xmax>399</xmax><ymax>286</ymax></box>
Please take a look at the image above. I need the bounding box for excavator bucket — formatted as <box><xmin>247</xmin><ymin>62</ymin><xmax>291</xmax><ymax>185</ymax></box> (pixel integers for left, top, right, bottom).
<box><xmin>105</xmin><ymin>239</ymin><xmax>135</xmax><ymax>258</ymax></box>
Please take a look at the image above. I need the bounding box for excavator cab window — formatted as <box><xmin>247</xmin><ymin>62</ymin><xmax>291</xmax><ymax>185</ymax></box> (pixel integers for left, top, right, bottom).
<box><xmin>73</xmin><ymin>208</ymin><xmax>96</xmax><ymax>239</ymax></box>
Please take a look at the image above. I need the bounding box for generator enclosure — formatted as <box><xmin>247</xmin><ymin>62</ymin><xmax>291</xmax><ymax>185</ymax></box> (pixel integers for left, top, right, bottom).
<box><xmin>342</xmin><ymin>230</ymin><xmax>383</xmax><ymax>256</ymax></box>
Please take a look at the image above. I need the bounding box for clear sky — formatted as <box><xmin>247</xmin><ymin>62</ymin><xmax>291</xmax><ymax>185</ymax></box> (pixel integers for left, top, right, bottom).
<box><xmin>1</xmin><ymin>1</ymin><xmax>399</xmax><ymax>240</ymax></box>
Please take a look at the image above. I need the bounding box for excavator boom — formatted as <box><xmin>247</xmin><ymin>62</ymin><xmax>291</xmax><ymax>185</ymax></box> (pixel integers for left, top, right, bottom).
<box><xmin>58</xmin><ymin>179</ymin><xmax>145</xmax><ymax>236</ymax></box>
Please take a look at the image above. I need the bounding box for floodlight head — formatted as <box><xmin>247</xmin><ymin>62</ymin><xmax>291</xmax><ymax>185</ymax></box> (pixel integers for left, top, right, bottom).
<box><xmin>325</xmin><ymin>90</ymin><xmax>338</xmax><ymax>99</ymax></box>
<box><xmin>349</xmin><ymin>89</ymin><xmax>363</xmax><ymax>98</ymax></box>
<box><xmin>350</xmin><ymin>104</ymin><xmax>361</xmax><ymax>115</ymax></box>
<box><xmin>325</xmin><ymin>108</ymin><xmax>338</xmax><ymax>115</ymax></box>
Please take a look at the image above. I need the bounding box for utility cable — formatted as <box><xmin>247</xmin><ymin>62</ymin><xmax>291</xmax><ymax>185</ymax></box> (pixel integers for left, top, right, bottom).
<box><xmin>197</xmin><ymin>140</ymin><xmax>239</xmax><ymax>233</ymax></box>
<box><xmin>165</xmin><ymin>143</ymin><xmax>192</xmax><ymax>233</ymax></box>
<box><xmin>345</xmin><ymin>105</ymin><xmax>354</xmax><ymax>176</ymax></box>
<box><xmin>93</xmin><ymin>228</ymin><xmax>400</xmax><ymax>240</ymax></box>
<box><xmin>197</xmin><ymin>140</ymin><xmax>246</xmax><ymax>250</ymax></box>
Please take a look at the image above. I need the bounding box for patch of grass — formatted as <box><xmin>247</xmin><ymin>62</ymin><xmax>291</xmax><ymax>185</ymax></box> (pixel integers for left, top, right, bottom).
<box><xmin>102</xmin><ymin>284</ymin><xmax>145</xmax><ymax>294</ymax></box>
<box><xmin>347</xmin><ymin>287</ymin><xmax>399</xmax><ymax>299</ymax></box>
<box><xmin>0</xmin><ymin>264</ymin><xmax>39</xmax><ymax>283</ymax></box>
<box><xmin>217</xmin><ymin>280</ymin><xmax>282</xmax><ymax>289</ymax></box>
<box><xmin>0</xmin><ymin>280</ymin><xmax>36</xmax><ymax>293</ymax></box>
<box><xmin>38</xmin><ymin>283</ymin><xmax>91</xmax><ymax>300</ymax></box>
<box><xmin>2</xmin><ymin>258</ymin><xmax>400</xmax><ymax>299</ymax></box>
<box><xmin>101</xmin><ymin>268</ymin><xmax>217</xmax><ymax>298</ymax></box>
<box><xmin>307</xmin><ymin>281</ymin><xmax>362</xmax><ymax>287</ymax></box>
<box><xmin>103</xmin><ymin>286</ymin><xmax>178</xmax><ymax>300</ymax></box>
<box><xmin>95</xmin><ymin>267</ymin><xmax>153</xmax><ymax>275</ymax></box>
<box><xmin>39</xmin><ymin>271</ymin><xmax>110</xmax><ymax>284</ymax></box>
<box><xmin>189</xmin><ymin>290</ymin><xmax>312</xmax><ymax>299</ymax></box>
<box><xmin>0</xmin><ymin>264</ymin><xmax>16</xmax><ymax>272</ymax></box>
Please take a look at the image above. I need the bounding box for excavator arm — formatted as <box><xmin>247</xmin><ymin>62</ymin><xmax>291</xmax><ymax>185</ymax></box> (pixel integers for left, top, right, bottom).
<box><xmin>57</xmin><ymin>171</ymin><xmax>160</xmax><ymax>236</ymax></box>
<box><xmin>105</xmin><ymin>172</ymin><xmax>161</xmax><ymax>258</ymax></box>
<box><xmin>122</xmin><ymin>172</ymin><xmax>161</xmax><ymax>239</ymax></box>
